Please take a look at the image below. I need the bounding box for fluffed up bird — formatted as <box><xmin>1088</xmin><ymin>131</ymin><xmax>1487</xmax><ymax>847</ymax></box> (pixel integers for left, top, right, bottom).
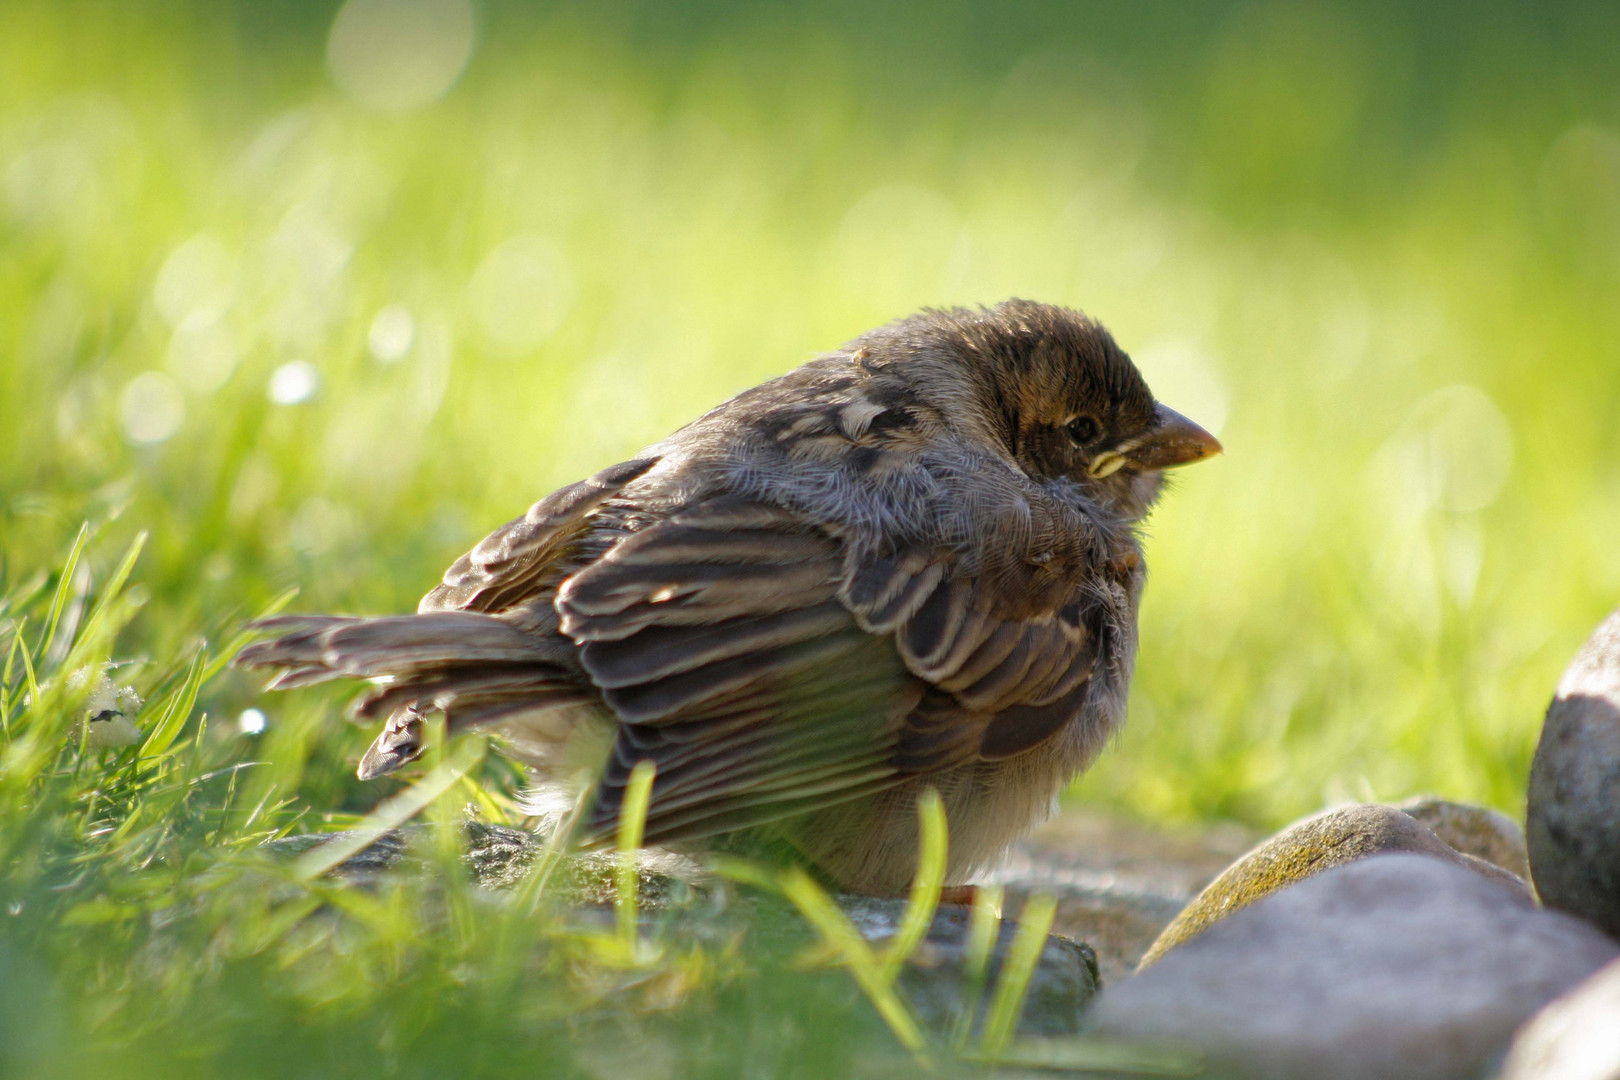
<box><xmin>235</xmin><ymin>300</ymin><xmax>1221</xmax><ymax>895</ymax></box>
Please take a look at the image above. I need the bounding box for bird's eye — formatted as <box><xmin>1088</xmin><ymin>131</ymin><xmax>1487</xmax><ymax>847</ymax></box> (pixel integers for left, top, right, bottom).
<box><xmin>1064</xmin><ymin>416</ymin><xmax>1101</xmax><ymax>446</ymax></box>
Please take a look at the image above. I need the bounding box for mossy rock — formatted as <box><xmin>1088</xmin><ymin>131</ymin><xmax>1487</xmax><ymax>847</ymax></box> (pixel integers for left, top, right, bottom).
<box><xmin>1139</xmin><ymin>803</ymin><xmax>1528</xmax><ymax>967</ymax></box>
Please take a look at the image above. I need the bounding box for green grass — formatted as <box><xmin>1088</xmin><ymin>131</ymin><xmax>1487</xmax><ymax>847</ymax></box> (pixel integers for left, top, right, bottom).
<box><xmin>1</xmin><ymin>538</ymin><xmax>1084</xmax><ymax>1078</ymax></box>
<box><xmin>4</xmin><ymin>0</ymin><xmax>1620</xmax><ymax>1073</ymax></box>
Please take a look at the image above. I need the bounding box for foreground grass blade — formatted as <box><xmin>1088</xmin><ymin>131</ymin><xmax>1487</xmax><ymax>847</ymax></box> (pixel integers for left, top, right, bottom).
<box><xmin>201</xmin><ymin>585</ymin><xmax>298</xmax><ymax>685</ymax></box>
<box><xmin>517</xmin><ymin>783</ymin><xmax>594</xmax><ymax>914</ymax></box>
<box><xmin>879</xmin><ymin>786</ymin><xmax>947</xmax><ymax>981</ymax></box>
<box><xmin>616</xmin><ymin>759</ymin><xmax>656</xmax><ymax>948</ymax></box>
<box><xmin>978</xmin><ymin>892</ymin><xmax>1058</xmax><ymax>1059</ymax></box>
<box><xmin>35</xmin><ymin>522</ymin><xmax>88</xmax><ymax>668</ymax></box>
<box><xmin>290</xmin><ymin>740</ymin><xmax>486</xmax><ymax>880</ymax></box>
<box><xmin>951</xmin><ymin>882</ymin><xmax>1005</xmax><ymax>1049</ymax></box>
<box><xmin>64</xmin><ymin>531</ymin><xmax>147</xmax><ymax>672</ymax></box>
<box><xmin>779</xmin><ymin>867</ymin><xmax>929</xmax><ymax>1062</ymax></box>
<box><xmin>139</xmin><ymin>646</ymin><xmax>207</xmax><ymax>763</ymax></box>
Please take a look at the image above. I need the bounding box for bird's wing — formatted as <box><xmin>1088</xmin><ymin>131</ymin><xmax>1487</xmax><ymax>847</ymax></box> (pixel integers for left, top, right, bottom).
<box><xmin>840</xmin><ymin>545</ymin><xmax>1101</xmax><ymax>770</ymax></box>
<box><xmin>557</xmin><ymin>495</ymin><xmax>1103</xmax><ymax>846</ymax></box>
<box><xmin>237</xmin><ymin>457</ymin><xmax>660</xmax><ymax>778</ymax></box>
<box><xmin>557</xmin><ymin>497</ymin><xmax>915</xmax><ymax>844</ymax></box>
<box><xmin>419</xmin><ymin>456</ymin><xmax>660</xmax><ymax>614</ymax></box>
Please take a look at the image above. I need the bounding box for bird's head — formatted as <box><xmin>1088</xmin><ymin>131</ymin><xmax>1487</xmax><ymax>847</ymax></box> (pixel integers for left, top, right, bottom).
<box><xmin>855</xmin><ymin>299</ymin><xmax>1222</xmax><ymax>521</ymax></box>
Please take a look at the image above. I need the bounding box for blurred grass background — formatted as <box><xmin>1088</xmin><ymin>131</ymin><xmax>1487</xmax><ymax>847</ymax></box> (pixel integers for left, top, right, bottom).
<box><xmin>7</xmin><ymin>0</ymin><xmax>1620</xmax><ymax>838</ymax></box>
<box><xmin>6</xmin><ymin>1</ymin><xmax>1620</xmax><ymax>1076</ymax></box>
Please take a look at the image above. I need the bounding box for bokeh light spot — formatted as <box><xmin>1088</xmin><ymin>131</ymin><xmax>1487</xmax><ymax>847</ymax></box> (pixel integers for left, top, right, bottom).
<box><xmin>368</xmin><ymin>304</ymin><xmax>416</xmax><ymax>363</ymax></box>
<box><xmin>289</xmin><ymin>497</ymin><xmax>358</xmax><ymax>555</ymax></box>
<box><xmin>1372</xmin><ymin>385</ymin><xmax>1515</xmax><ymax>516</ymax></box>
<box><xmin>326</xmin><ymin>0</ymin><xmax>477</xmax><ymax>113</ymax></box>
<box><xmin>238</xmin><ymin>708</ymin><xmax>267</xmax><ymax>735</ymax></box>
<box><xmin>268</xmin><ymin>361</ymin><xmax>320</xmax><ymax>405</ymax></box>
<box><xmin>118</xmin><ymin>372</ymin><xmax>185</xmax><ymax>446</ymax></box>
<box><xmin>153</xmin><ymin>235</ymin><xmax>236</xmax><ymax>328</ymax></box>
<box><xmin>467</xmin><ymin>235</ymin><xmax>575</xmax><ymax>355</ymax></box>
<box><xmin>1537</xmin><ymin>123</ymin><xmax>1620</xmax><ymax>261</ymax></box>
<box><xmin>168</xmin><ymin>313</ymin><xmax>240</xmax><ymax>392</ymax></box>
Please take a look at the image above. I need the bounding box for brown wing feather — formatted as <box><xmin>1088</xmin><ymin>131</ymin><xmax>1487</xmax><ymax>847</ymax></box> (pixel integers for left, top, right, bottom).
<box><xmin>841</xmin><ymin>546</ymin><xmax>1101</xmax><ymax>764</ymax></box>
<box><xmin>239</xmin><ymin>449</ymin><xmax>1103</xmax><ymax>827</ymax></box>
<box><xmin>558</xmin><ymin>493</ymin><xmax>1102</xmax><ymax>846</ymax></box>
<box><xmin>238</xmin><ymin>458</ymin><xmax>659</xmax><ymax>778</ymax></box>
<box><xmin>421</xmin><ymin>457</ymin><xmax>658</xmax><ymax>614</ymax></box>
<box><xmin>557</xmin><ymin>499</ymin><xmax>916</xmax><ymax>844</ymax></box>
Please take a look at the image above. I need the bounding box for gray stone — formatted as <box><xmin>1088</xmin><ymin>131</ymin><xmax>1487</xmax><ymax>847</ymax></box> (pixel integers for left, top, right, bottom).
<box><xmin>259</xmin><ymin>821</ymin><xmax>710</xmax><ymax>907</ymax></box>
<box><xmin>838</xmin><ymin>896</ymin><xmax>1099</xmax><ymax>1036</ymax></box>
<box><xmin>263</xmin><ymin>824</ymin><xmax>1097</xmax><ymax>1036</ymax></box>
<box><xmin>1496</xmin><ymin>955</ymin><xmax>1620</xmax><ymax>1080</ymax></box>
<box><xmin>1398</xmin><ymin>796</ymin><xmax>1531</xmax><ymax>881</ymax></box>
<box><xmin>1528</xmin><ymin>606</ymin><xmax>1620</xmax><ymax>940</ymax></box>
<box><xmin>987</xmin><ymin>809</ymin><xmax>1256</xmax><ymax>985</ymax></box>
<box><xmin>1140</xmin><ymin>803</ymin><xmax>1528</xmax><ymax>966</ymax></box>
<box><xmin>1085</xmin><ymin>854</ymin><xmax>1618</xmax><ymax>1080</ymax></box>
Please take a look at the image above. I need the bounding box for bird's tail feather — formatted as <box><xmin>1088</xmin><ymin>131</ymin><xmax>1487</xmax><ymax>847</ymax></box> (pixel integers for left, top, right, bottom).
<box><xmin>235</xmin><ymin>611</ymin><xmax>593</xmax><ymax>778</ymax></box>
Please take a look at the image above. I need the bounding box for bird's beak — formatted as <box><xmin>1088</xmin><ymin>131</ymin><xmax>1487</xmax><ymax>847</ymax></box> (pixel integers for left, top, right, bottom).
<box><xmin>1129</xmin><ymin>404</ymin><xmax>1222</xmax><ymax>470</ymax></box>
<box><xmin>1089</xmin><ymin>404</ymin><xmax>1222</xmax><ymax>477</ymax></box>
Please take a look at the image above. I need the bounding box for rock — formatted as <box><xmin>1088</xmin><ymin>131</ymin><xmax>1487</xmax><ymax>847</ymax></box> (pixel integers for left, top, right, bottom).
<box><xmin>1496</xmin><ymin>954</ymin><xmax>1620</xmax><ymax>1080</ymax></box>
<box><xmin>260</xmin><ymin>821</ymin><xmax>710</xmax><ymax>907</ymax></box>
<box><xmin>1528</xmin><ymin>605</ymin><xmax>1620</xmax><ymax>939</ymax></box>
<box><xmin>1140</xmin><ymin>803</ymin><xmax>1529</xmax><ymax>966</ymax></box>
<box><xmin>986</xmin><ymin>809</ymin><xmax>1256</xmax><ymax>985</ymax></box>
<box><xmin>838</xmin><ymin>896</ymin><xmax>1099</xmax><ymax>1036</ymax></box>
<box><xmin>262</xmin><ymin>826</ymin><xmax>425</xmax><ymax>879</ymax></box>
<box><xmin>1397</xmin><ymin>796</ymin><xmax>1531</xmax><ymax>881</ymax></box>
<box><xmin>264</xmin><ymin>824</ymin><xmax>1097</xmax><ymax>1036</ymax></box>
<box><xmin>1085</xmin><ymin>854</ymin><xmax>1618</xmax><ymax>1080</ymax></box>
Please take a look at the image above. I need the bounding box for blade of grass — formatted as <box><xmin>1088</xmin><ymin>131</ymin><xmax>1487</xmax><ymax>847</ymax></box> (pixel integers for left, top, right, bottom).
<box><xmin>950</xmin><ymin>882</ymin><xmax>1004</xmax><ymax>1049</ymax></box>
<box><xmin>15</xmin><ymin>616</ymin><xmax>41</xmax><ymax>710</ymax></box>
<box><xmin>290</xmin><ymin>739</ymin><xmax>484</xmax><ymax>880</ymax></box>
<box><xmin>64</xmin><ymin>531</ymin><xmax>146</xmax><ymax>671</ymax></box>
<box><xmin>778</xmin><ymin>867</ymin><xmax>930</xmax><ymax>1063</ymax></box>
<box><xmin>201</xmin><ymin>586</ymin><xmax>298</xmax><ymax>685</ymax></box>
<box><xmin>977</xmin><ymin>892</ymin><xmax>1057</xmax><ymax>1060</ymax></box>
<box><xmin>515</xmin><ymin>782</ymin><xmax>593</xmax><ymax>914</ymax></box>
<box><xmin>35</xmin><ymin>523</ymin><xmax>88</xmax><ymax>667</ymax></box>
<box><xmin>139</xmin><ymin>646</ymin><xmax>207</xmax><ymax>763</ymax></box>
<box><xmin>705</xmin><ymin>854</ymin><xmax>785</xmax><ymax>894</ymax></box>
<box><xmin>1</xmin><ymin>617</ymin><xmax>27</xmax><ymax>733</ymax></box>
<box><xmin>879</xmin><ymin>785</ymin><xmax>946</xmax><ymax>981</ymax></box>
<box><xmin>616</xmin><ymin>759</ymin><xmax>656</xmax><ymax>950</ymax></box>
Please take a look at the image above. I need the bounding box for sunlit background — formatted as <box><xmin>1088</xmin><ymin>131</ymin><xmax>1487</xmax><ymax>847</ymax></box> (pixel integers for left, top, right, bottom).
<box><xmin>6</xmin><ymin>0</ymin><xmax>1620</xmax><ymax>830</ymax></box>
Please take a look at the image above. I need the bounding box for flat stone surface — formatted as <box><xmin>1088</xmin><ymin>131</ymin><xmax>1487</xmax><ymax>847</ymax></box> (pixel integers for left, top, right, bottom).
<box><xmin>263</xmin><ymin>823</ymin><xmax>1097</xmax><ymax>1037</ymax></box>
<box><xmin>987</xmin><ymin>809</ymin><xmax>1256</xmax><ymax>985</ymax></box>
<box><xmin>1528</xmin><ymin>605</ymin><xmax>1620</xmax><ymax>940</ymax></box>
<box><xmin>261</xmin><ymin>821</ymin><xmax>710</xmax><ymax>906</ymax></box>
<box><xmin>1085</xmin><ymin>854</ymin><xmax>1618</xmax><ymax>1080</ymax></box>
<box><xmin>1496</xmin><ymin>954</ymin><xmax>1620</xmax><ymax>1080</ymax></box>
<box><xmin>1140</xmin><ymin>802</ymin><xmax>1528</xmax><ymax>966</ymax></box>
<box><xmin>840</xmin><ymin>896</ymin><xmax>1099</xmax><ymax>1036</ymax></box>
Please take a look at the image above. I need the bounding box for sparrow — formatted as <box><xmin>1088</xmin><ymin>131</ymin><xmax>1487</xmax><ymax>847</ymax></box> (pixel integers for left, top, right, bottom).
<box><xmin>236</xmin><ymin>300</ymin><xmax>1221</xmax><ymax>895</ymax></box>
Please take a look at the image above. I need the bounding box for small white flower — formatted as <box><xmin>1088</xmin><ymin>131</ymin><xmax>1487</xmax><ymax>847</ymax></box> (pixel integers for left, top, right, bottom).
<box><xmin>67</xmin><ymin>664</ymin><xmax>144</xmax><ymax>750</ymax></box>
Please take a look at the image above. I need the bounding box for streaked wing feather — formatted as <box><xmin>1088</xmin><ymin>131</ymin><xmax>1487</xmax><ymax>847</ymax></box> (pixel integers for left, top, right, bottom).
<box><xmin>421</xmin><ymin>457</ymin><xmax>658</xmax><ymax>614</ymax></box>
<box><xmin>560</xmin><ymin>500</ymin><xmax>914</xmax><ymax>844</ymax></box>
<box><xmin>843</xmin><ymin>547</ymin><xmax>1101</xmax><ymax>760</ymax></box>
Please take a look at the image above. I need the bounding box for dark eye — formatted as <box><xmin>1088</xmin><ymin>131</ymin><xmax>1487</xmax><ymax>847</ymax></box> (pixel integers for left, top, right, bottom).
<box><xmin>1064</xmin><ymin>416</ymin><xmax>1101</xmax><ymax>446</ymax></box>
